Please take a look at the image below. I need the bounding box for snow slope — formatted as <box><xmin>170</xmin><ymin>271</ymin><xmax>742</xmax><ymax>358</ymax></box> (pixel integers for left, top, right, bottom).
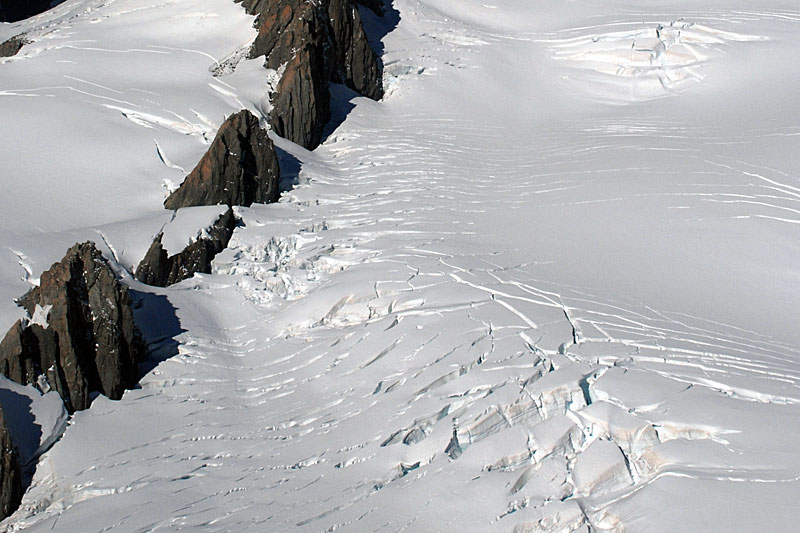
<box><xmin>1</xmin><ymin>0</ymin><xmax>799</xmax><ymax>531</ymax></box>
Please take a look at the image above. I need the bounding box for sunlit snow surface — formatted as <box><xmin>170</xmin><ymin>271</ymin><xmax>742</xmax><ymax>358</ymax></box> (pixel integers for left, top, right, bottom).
<box><xmin>1</xmin><ymin>0</ymin><xmax>799</xmax><ymax>531</ymax></box>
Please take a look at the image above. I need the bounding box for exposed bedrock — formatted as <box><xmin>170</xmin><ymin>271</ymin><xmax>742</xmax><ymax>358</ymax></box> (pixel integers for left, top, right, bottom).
<box><xmin>0</xmin><ymin>405</ymin><xmax>22</xmax><ymax>521</ymax></box>
<box><xmin>328</xmin><ymin>0</ymin><xmax>383</xmax><ymax>100</ymax></box>
<box><xmin>0</xmin><ymin>242</ymin><xmax>147</xmax><ymax>413</ymax></box>
<box><xmin>238</xmin><ymin>0</ymin><xmax>383</xmax><ymax>149</ymax></box>
<box><xmin>0</xmin><ymin>35</ymin><xmax>26</xmax><ymax>57</ymax></box>
<box><xmin>245</xmin><ymin>0</ymin><xmax>324</xmax><ymax>67</ymax></box>
<box><xmin>0</xmin><ymin>0</ymin><xmax>58</xmax><ymax>23</ymax></box>
<box><xmin>270</xmin><ymin>44</ymin><xmax>331</xmax><ymax>151</ymax></box>
<box><xmin>135</xmin><ymin>208</ymin><xmax>237</xmax><ymax>287</ymax></box>
<box><xmin>164</xmin><ymin>110</ymin><xmax>280</xmax><ymax>210</ymax></box>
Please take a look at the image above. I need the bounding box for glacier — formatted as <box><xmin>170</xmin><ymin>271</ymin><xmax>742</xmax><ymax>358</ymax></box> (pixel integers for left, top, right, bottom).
<box><xmin>1</xmin><ymin>0</ymin><xmax>799</xmax><ymax>530</ymax></box>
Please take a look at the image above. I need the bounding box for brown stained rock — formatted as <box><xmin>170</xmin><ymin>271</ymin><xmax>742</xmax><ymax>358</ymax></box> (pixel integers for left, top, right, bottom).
<box><xmin>248</xmin><ymin>1</ymin><xmax>324</xmax><ymax>70</ymax></box>
<box><xmin>135</xmin><ymin>208</ymin><xmax>237</xmax><ymax>287</ymax></box>
<box><xmin>0</xmin><ymin>405</ymin><xmax>22</xmax><ymax>521</ymax></box>
<box><xmin>164</xmin><ymin>110</ymin><xmax>280</xmax><ymax>209</ymax></box>
<box><xmin>269</xmin><ymin>45</ymin><xmax>330</xmax><ymax>150</ymax></box>
<box><xmin>238</xmin><ymin>0</ymin><xmax>383</xmax><ymax>150</ymax></box>
<box><xmin>328</xmin><ymin>0</ymin><xmax>383</xmax><ymax>100</ymax></box>
<box><xmin>0</xmin><ymin>35</ymin><xmax>26</xmax><ymax>58</ymax></box>
<box><xmin>241</xmin><ymin>0</ymin><xmax>331</xmax><ymax>148</ymax></box>
<box><xmin>0</xmin><ymin>242</ymin><xmax>147</xmax><ymax>413</ymax></box>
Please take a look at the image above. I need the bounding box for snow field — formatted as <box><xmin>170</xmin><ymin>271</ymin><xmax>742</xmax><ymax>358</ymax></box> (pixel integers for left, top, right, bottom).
<box><xmin>1</xmin><ymin>0</ymin><xmax>799</xmax><ymax>530</ymax></box>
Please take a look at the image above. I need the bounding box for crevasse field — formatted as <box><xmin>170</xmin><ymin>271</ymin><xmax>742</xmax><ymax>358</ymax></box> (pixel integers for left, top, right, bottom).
<box><xmin>1</xmin><ymin>0</ymin><xmax>799</xmax><ymax>530</ymax></box>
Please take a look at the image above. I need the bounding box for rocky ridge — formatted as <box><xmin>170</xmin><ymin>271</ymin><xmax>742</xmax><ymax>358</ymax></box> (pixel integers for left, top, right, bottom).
<box><xmin>152</xmin><ymin>108</ymin><xmax>277</xmax><ymax>287</ymax></box>
<box><xmin>136</xmin><ymin>209</ymin><xmax>238</xmax><ymax>287</ymax></box>
<box><xmin>0</xmin><ymin>242</ymin><xmax>147</xmax><ymax>520</ymax></box>
<box><xmin>0</xmin><ymin>242</ymin><xmax>147</xmax><ymax>414</ymax></box>
<box><xmin>239</xmin><ymin>0</ymin><xmax>383</xmax><ymax>149</ymax></box>
<box><xmin>0</xmin><ymin>0</ymin><xmax>388</xmax><ymax>522</ymax></box>
<box><xmin>164</xmin><ymin>110</ymin><xmax>280</xmax><ymax>210</ymax></box>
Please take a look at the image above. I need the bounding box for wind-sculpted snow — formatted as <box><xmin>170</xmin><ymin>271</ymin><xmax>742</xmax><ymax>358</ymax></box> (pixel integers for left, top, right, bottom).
<box><xmin>1</xmin><ymin>0</ymin><xmax>799</xmax><ymax>531</ymax></box>
<box><xmin>543</xmin><ymin>21</ymin><xmax>764</xmax><ymax>102</ymax></box>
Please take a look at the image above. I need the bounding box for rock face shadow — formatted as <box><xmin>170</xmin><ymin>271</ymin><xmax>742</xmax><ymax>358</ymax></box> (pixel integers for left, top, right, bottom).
<box><xmin>128</xmin><ymin>290</ymin><xmax>185</xmax><ymax>376</ymax></box>
<box><xmin>274</xmin><ymin>143</ymin><xmax>302</xmax><ymax>193</ymax></box>
<box><xmin>321</xmin><ymin>83</ymin><xmax>360</xmax><ymax>143</ymax></box>
<box><xmin>359</xmin><ymin>0</ymin><xmax>401</xmax><ymax>61</ymax></box>
<box><xmin>0</xmin><ymin>389</ymin><xmax>38</xmax><ymax>466</ymax></box>
<box><xmin>320</xmin><ymin>0</ymin><xmax>401</xmax><ymax>144</ymax></box>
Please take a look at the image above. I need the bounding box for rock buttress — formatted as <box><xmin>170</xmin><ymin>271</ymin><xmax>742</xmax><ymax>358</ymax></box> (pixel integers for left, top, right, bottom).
<box><xmin>328</xmin><ymin>0</ymin><xmax>383</xmax><ymax>100</ymax></box>
<box><xmin>0</xmin><ymin>242</ymin><xmax>147</xmax><ymax>413</ymax></box>
<box><xmin>135</xmin><ymin>208</ymin><xmax>237</xmax><ymax>287</ymax></box>
<box><xmin>164</xmin><ymin>110</ymin><xmax>280</xmax><ymax>209</ymax></box>
<box><xmin>238</xmin><ymin>0</ymin><xmax>383</xmax><ymax>149</ymax></box>
<box><xmin>269</xmin><ymin>44</ymin><xmax>330</xmax><ymax>150</ymax></box>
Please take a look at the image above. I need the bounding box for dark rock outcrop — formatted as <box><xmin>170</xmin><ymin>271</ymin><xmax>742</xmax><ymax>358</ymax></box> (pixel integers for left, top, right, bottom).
<box><xmin>243</xmin><ymin>0</ymin><xmax>330</xmax><ymax>149</ymax></box>
<box><xmin>0</xmin><ymin>405</ymin><xmax>22</xmax><ymax>521</ymax></box>
<box><xmin>0</xmin><ymin>0</ymin><xmax>57</xmax><ymax>23</ymax></box>
<box><xmin>246</xmin><ymin>0</ymin><xmax>324</xmax><ymax>68</ymax></box>
<box><xmin>164</xmin><ymin>110</ymin><xmax>280</xmax><ymax>210</ymax></box>
<box><xmin>328</xmin><ymin>0</ymin><xmax>383</xmax><ymax>100</ymax></box>
<box><xmin>269</xmin><ymin>45</ymin><xmax>331</xmax><ymax>150</ymax></box>
<box><xmin>238</xmin><ymin>0</ymin><xmax>383</xmax><ymax>149</ymax></box>
<box><xmin>135</xmin><ymin>208</ymin><xmax>237</xmax><ymax>287</ymax></box>
<box><xmin>0</xmin><ymin>35</ymin><xmax>26</xmax><ymax>58</ymax></box>
<box><xmin>0</xmin><ymin>242</ymin><xmax>147</xmax><ymax>413</ymax></box>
